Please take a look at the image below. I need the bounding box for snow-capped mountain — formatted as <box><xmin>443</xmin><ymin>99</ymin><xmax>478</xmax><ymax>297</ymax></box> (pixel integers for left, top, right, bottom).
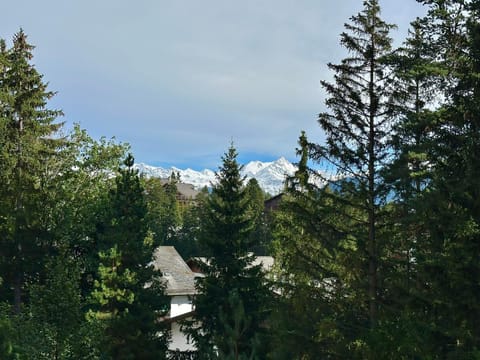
<box><xmin>134</xmin><ymin>157</ymin><xmax>297</xmax><ymax>195</ymax></box>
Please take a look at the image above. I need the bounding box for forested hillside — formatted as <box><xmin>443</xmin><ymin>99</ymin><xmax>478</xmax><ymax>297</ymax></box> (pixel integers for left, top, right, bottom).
<box><xmin>1</xmin><ymin>0</ymin><xmax>480</xmax><ymax>359</ymax></box>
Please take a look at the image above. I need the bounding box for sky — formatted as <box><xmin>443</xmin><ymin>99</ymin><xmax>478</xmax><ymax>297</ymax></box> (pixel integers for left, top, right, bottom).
<box><xmin>1</xmin><ymin>1</ymin><xmax>426</xmax><ymax>170</ymax></box>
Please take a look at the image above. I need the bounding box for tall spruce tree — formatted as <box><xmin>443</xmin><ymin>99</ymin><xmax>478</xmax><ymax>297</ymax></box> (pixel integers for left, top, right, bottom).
<box><xmin>271</xmin><ymin>1</ymin><xmax>401</xmax><ymax>357</ymax></box>
<box><xmin>90</xmin><ymin>154</ymin><xmax>169</xmax><ymax>359</ymax></box>
<box><xmin>315</xmin><ymin>0</ymin><xmax>397</xmax><ymax>327</ymax></box>
<box><xmin>188</xmin><ymin>145</ymin><xmax>271</xmax><ymax>359</ymax></box>
<box><xmin>0</xmin><ymin>30</ymin><xmax>65</xmax><ymax>313</ymax></box>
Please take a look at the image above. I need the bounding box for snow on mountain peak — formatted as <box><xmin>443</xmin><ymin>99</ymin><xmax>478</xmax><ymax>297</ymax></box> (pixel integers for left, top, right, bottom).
<box><xmin>243</xmin><ymin>160</ymin><xmax>271</xmax><ymax>176</ymax></box>
<box><xmin>133</xmin><ymin>158</ymin><xmax>298</xmax><ymax>195</ymax></box>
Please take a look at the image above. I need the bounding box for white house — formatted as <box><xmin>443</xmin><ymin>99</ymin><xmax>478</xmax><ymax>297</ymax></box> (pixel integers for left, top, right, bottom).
<box><xmin>153</xmin><ymin>246</ymin><xmax>197</xmax><ymax>352</ymax></box>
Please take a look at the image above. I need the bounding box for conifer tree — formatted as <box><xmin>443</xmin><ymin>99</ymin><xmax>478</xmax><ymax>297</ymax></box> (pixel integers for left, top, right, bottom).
<box><xmin>188</xmin><ymin>145</ymin><xmax>271</xmax><ymax>359</ymax></box>
<box><xmin>0</xmin><ymin>30</ymin><xmax>65</xmax><ymax>313</ymax></box>
<box><xmin>388</xmin><ymin>17</ymin><xmax>438</xmax><ymax>198</ymax></box>
<box><xmin>271</xmin><ymin>1</ymin><xmax>400</xmax><ymax>357</ymax></box>
<box><xmin>376</xmin><ymin>16</ymin><xmax>445</xmax><ymax>356</ymax></box>
<box><xmin>398</xmin><ymin>1</ymin><xmax>480</xmax><ymax>356</ymax></box>
<box><xmin>315</xmin><ymin>0</ymin><xmax>397</xmax><ymax>327</ymax></box>
<box><xmin>244</xmin><ymin>178</ymin><xmax>269</xmax><ymax>255</ymax></box>
<box><xmin>271</xmin><ymin>133</ymin><xmax>363</xmax><ymax>358</ymax></box>
<box><xmin>90</xmin><ymin>154</ymin><xmax>169</xmax><ymax>359</ymax></box>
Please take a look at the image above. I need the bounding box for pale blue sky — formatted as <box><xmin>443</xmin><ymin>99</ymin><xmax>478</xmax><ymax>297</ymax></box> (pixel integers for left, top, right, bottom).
<box><xmin>1</xmin><ymin>1</ymin><xmax>425</xmax><ymax>169</ymax></box>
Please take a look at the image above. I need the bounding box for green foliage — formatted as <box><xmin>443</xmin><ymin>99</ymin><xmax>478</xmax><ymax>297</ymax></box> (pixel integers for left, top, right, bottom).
<box><xmin>244</xmin><ymin>178</ymin><xmax>270</xmax><ymax>255</ymax></box>
<box><xmin>380</xmin><ymin>1</ymin><xmax>480</xmax><ymax>357</ymax></box>
<box><xmin>270</xmin><ymin>180</ymin><xmax>369</xmax><ymax>359</ymax></box>
<box><xmin>316</xmin><ymin>0</ymin><xmax>398</xmax><ymax>326</ymax></box>
<box><xmin>170</xmin><ymin>192</ymin><xmax>206</xmax><ymax>259</ymax></box>
<box><xmin>188</xmin><ymin>145</ymin><xmax>271</xmax><ymax>359</ymax></box>
<box><xmin>143</xmin><ymin>172</ymin><xmax>211</xmax><ymax>259</ymax></box>
<box><xmin>0</xmin><ymin>29</ymin><xmax>66</xmax><ymax>312</ymax></box>
<box><xmin>0</xmin><ymin>306</ymin><xmax>17</xmax><ymax>360</ymax></box>
<box><xmin>0</xmin><ymin>30</ymin><xmax>172</xmax><ymax>358</ymax></box>
<box><xmin>90</xmin><ymin>246</ymin><xmax>137</xmax><ymax>315</ymax></box>
<box><xmin>281</xmin><ymin>0</ymin><xmax>397</xmax><ymax>349</ymax></box>
<box><xmin>215</xmin><ymin>290</ymin><xmax>260</xmax><ymax>360</ymax></box>
<box><xmin>50</xmin><ymin>125</ymin><xmax>129</xmax><ymax>296</ymax></box>
<box><xmin>3</xmin><ymin>257</ymin><xmax>104</xmax><ymax>360</ymax></box>
<box><xmin>270</xmin><ymin>1</ymin><xmax>446</xmax><ymax>357</ymax></box>
<box><xmin>272</xmin><ymin>1</ymin><xmax>480</xmax><ymax>358</ymax></box>
<box><xmin>144</xmin><ymin>175</ymin><xmax>181</xmax><ymax>248</ymax></box>
<box><xmin>90</xmin><ymin>154</ymin><xmax>169</xmax><ymax>359</ymax></box>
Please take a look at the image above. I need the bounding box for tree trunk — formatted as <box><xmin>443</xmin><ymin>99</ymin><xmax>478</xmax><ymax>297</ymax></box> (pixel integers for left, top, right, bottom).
<box><xmin>368</xmin><ymin>27</ymin><xmax>378</xmax><ymax>327</ymax></box>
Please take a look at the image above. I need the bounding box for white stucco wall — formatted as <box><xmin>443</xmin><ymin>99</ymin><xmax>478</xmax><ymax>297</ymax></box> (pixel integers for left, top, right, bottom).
<box><xmin>170</xmin><ymin>295</ymin><xmax>193</xmax><ymax>317</ymax></box>
<box><xmin>169</xmin><ymin>295</ymin><xmax>196</xmax><ymax>352</ymax></box>
<box><xmin>170</xmin><ymin>320</ymin><xmax>196</xmax><ymax>351</ymax></box>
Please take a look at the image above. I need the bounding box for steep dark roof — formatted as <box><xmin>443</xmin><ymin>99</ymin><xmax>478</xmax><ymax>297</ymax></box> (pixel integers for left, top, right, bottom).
<box><xmin>153</xmin><ymin>246</ymin><xmax>197</xmax><ymax>296</ymax></box>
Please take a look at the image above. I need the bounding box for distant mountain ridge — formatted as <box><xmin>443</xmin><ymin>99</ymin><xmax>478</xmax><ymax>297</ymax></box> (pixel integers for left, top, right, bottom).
<box><xmin>134</xmin><ymin>157</ymin><xmax>297</xmax><ymax>195</ymax></box>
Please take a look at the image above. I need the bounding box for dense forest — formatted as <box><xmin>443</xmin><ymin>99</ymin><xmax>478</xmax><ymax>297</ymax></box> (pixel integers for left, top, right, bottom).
<box><xmin>1</xmin><ymin>0</ymin><xmax>480</xmax><ymax>358</ymax></box>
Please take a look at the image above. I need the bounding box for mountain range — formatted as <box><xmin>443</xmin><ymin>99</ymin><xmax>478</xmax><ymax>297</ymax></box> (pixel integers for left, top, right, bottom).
<box><xmin>134</xmin><ymin>157</ymin><xmax>298</xmax><ymax>195</ymax></box>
